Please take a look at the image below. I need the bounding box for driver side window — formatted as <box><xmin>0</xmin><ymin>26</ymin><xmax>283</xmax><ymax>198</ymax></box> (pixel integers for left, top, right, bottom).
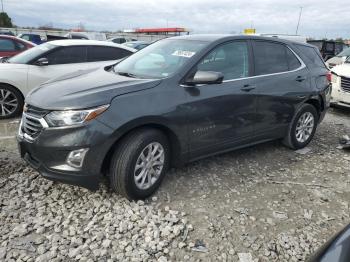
<box><xmin>45</xmin><ymin>46</ymin><xmax>87</xmax><ymax>65</ymax></box>
<box><xmin>198</xmin><ymin>41</ymin><xmax>249</xmax><ymax>80</ymax></box>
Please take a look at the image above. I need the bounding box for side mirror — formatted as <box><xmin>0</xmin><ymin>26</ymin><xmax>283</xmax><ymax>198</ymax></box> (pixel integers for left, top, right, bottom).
<box><xmin>186</xmin><ymin>71</ymin><xmax>224</xmax><ymax>85</ymax></box>
<box><xmin>36</xmin><ymin>57</ymin><xmax>49</xmax><ymax>66</ymax></box>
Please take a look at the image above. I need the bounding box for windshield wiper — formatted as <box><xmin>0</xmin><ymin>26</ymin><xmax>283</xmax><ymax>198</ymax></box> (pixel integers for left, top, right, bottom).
<box><xmin>116</xmin><ymin>71</ymin><xmax>138</xmax><ymax>78</ymax></box>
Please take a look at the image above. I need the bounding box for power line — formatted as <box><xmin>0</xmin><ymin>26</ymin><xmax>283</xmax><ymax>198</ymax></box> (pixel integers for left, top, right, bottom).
<box><xmin>295</xmin><ymin>6</ymin><xmax>303</xmax><ymax>35</ymax></box>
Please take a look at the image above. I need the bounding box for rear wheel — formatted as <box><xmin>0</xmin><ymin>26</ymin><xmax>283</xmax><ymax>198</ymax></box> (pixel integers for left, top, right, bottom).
<box><xmin>282</xmin><ymin>104</ymin><xmax>318</xmax><ymax>149</ymax></box>
<box><xmin>0</xmin><ymin>84</ymin><xmax>23</xmax><ymax>119</ymax></box>
<box><xmin>109</xmin><ymin>128</ymin><xmax>170</xmax><ymax>200</ymax></box>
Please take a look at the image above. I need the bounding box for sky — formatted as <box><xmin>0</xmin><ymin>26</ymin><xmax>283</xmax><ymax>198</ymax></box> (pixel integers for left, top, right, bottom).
<box><xmin>2</xmin><ymin>0</ymin><xmax>350</xmax><ymax>39</ymax></box>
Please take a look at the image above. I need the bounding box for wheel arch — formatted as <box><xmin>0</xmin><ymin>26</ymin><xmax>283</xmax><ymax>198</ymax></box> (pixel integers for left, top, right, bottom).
<box><xmin>100</xmin><ymin>121</ymin><xmax>184</xmax><ymax>176</ymax></box>
<box><xmin>304</xmin><ymin>95</ymin><xmax>324</xmax><ymax>117</ymax></box>
<box><xmin>0</xmin><ymin>82</ymin><xmax>25</xmax><ymax>102</ymax></box>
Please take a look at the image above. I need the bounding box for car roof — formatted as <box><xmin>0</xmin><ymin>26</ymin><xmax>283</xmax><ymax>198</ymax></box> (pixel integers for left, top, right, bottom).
<box><xmin>48</xmin><ymin>40</ymin><xmax>137</xmax><ymax>52</ymax></box>
<box><xmin>125</xmin><ymin>41</ymin><xmax>149</xmax><ymax>44</ymax></box>
<box><xmin>0</xmin><ymin>35</ymin><xmax>36</xmax><ymax>46</ymax></box>
<box><xmin>170</xmin><ymin>34</ymin><xmax>315</xmax><ymax>47</ymax></box>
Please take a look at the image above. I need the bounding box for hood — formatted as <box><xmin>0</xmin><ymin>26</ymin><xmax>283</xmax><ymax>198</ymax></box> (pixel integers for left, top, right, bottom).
<box><xmin>0</xmin><ymin>62</ymin><xmax>28</xmax><ymax>70</ymax></box>
<box><xmin>331</xmin><ymin>63</ymin><xmax>350</xmax><ymax>77</ymax></box>
<box><xmin>26</xmin><ymin>67</ymin><xmax>161</xmax><ymax>110</ymax></box>
<box><xmin>326</xmin><ymin>56</ymin><xmax>343</xmax><ymax>68</ymax></box>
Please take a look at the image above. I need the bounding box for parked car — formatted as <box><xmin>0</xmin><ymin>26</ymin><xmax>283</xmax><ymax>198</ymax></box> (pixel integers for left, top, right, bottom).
<box><xmin>0</xmin><ymin>40</ymin><xmax>135</xmax><ymax>119</ymax></box>
<box><xmin>307</xmin><ymin>40</ymin><xmax>347</xmax><ymax>61</ymax></box>
<box><xmin>0</xmin><ymin>31</ymin><xmax>15</xmax><ymax>36</ymax></box>
<box><xmin>108</xmin><ymin>37</ymin><xmax>137</xmax><ymax>44</ymax></box>
<box><xmin>308</xmin><ymin>223</ymin><xmax>350</xmax><ymax>262</ymax></box>
<box><xmin>0</xmin><ymin>35</ymin><xmax>35</xmax><ymax>59</ymax></box>
<box><xmin>18</xmin><ymin>33</ymin><xmax>43</xmax><ymax>45</ymax></box>
<box><xmin>326</xmin><ymin>47</ymin><xmax>350</xmax><ymax>69</ymax></box>
<box><xmin>17</xmin><ymin>35</ymin><xmax>331</xmax><ymax>199</ymax></box>
<box><xmin>65</xmin><ymin>32</ymin><xmax>107</xmax><ymax>41</ymax></box>
<box><xmin>330</xmin><ymin>57</ymin><xmax>350</xmax><ymax>108</ymax></box>
<box><xmin>123</xmin><ymin>41</ymin><xmax>150</xmax><ymax>50</ymax></box>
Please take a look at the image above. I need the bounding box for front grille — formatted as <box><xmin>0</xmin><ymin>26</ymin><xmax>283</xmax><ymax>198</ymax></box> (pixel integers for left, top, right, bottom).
<box><xmin>25</xmin><ymin>104</ymin><xmax>49</xmax><ymax>118</ymax></box>
<box><xmin>341</xmin><ymin>76</ymin><xmax>350</xmax><ymax>93</ymax></box>
<box><xmin>21</xmin><ymin>104</ymin><xmax>49</xmax><ymax>140</ymax></box>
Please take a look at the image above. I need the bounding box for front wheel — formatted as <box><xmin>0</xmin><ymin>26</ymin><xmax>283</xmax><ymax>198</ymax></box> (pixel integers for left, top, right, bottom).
<box><xmin>282</xmin><ymin>104</ymin><xmax>318</xmax><ymax>149</ymax></box>
<box><xmin>109</xmin><ymin>128</ymin><xmax>170</xmax><ymax>200</ymax></box>
<box><xmin>0</xmin><ymin>85</ymin><xmax>24</xmax><ymax>119</ymax></box>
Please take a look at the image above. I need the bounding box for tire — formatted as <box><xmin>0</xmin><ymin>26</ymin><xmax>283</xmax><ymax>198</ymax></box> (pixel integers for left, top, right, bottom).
<box><xmin>109</xmin><ymin>128</ymin><xmax>170</xmax><ymax>200</ymax></box>
<box><xmin>282</xmin><ymin>104</ymin><xmax>319</xmax><ymax>150</ymax></box>
<box><xmin>0</xmin><ymin>84</ymin><xmax>24</xmax><ymax>119</ymax></box>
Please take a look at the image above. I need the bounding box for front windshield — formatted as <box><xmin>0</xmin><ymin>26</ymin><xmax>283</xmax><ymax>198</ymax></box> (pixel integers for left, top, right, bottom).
<box><xmin>337</xmin><ymin>47</ymin><xmax>350</xmax><ymax>57</ymax></box>
<box><xmin>114</xmin><ymin>39</ymin><xmax>208</xmax><ymax>79</ymax></box>
<box><xmin>8</xmin><ymin>43</ymin><xmax>56</xmax><ymax>64</ymax></box>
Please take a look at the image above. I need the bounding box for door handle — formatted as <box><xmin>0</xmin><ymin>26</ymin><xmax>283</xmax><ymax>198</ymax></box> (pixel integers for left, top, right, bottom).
<box><xmin>241</xmin><ymin>84</ymin><xmax>256</xmax><ymax>92</ymax></box>
<box><xmin>295</xmin><ymin>76</ymin><xmax>306</xmax><ymax>82</ymax></box>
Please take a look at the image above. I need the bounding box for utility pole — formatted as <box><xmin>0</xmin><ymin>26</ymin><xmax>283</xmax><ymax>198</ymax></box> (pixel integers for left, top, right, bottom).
<box><xmin>1</xmin><ymin>0</ymin><xmax>4</xmax><ymax>12</ymax></box>
<box><xmin>296</xmin><ymin>6</ymin><xmax>303</xmax><ymax>35</ymax></box>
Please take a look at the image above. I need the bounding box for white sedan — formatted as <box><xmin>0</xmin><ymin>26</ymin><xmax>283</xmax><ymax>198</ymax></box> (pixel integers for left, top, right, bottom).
<box><xmin>0</xmin><ymin>40</ymin><xmax>135</xmax><ymax>119</ymax></box>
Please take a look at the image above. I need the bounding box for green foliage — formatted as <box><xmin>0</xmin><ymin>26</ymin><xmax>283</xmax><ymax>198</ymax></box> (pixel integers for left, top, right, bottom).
<box><xmin>0</xmin><ymin>12</ymin><xmax>13</xmax><ymax>27</ymax></box>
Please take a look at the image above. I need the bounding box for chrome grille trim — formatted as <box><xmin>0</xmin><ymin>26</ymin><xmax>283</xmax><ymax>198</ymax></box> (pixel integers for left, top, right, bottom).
<box><xmin>341</xmin><ymin>76</ymin><xmax>350</xmax><ymax>93</ymax></box>
<box><xmin>20</xmin><ymin>112</ymin><xmax>48</xmax><ymax>141</ymax></box>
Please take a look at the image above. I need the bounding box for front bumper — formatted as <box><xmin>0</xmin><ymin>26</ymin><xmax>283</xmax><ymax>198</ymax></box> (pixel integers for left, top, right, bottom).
<box><xmin>331</xmin><ymin>82</ymin><xmax>350</xmax><ymax>108</ymax></box>
<box><xmin>17</xmin><ymin>118</ymin><xmax>115</xmax><ymax>190</ymax></box>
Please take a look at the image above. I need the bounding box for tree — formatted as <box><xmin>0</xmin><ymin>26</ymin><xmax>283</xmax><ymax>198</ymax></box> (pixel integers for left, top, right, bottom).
<box><xmin>0</xmin><ymin>12</ymin><xmax>13</xmax><ymax>27</ymax></box>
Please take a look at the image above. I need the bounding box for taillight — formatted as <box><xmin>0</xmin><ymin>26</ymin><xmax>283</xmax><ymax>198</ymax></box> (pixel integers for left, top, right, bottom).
<box><xmin>326</xmin><ymin>71</ymin><xmax>332</xmax><ymax>82</ymax></box>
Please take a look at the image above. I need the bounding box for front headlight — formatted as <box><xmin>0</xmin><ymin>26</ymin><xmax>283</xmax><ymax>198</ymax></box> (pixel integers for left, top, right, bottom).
<box><xmin>45</xmin><ymin>104</ymin><xmax>109</xmax><ymax>127</ymax></box>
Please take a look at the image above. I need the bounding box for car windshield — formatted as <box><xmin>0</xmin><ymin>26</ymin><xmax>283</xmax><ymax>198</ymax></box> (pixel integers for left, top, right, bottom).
<box><xmin>114</xmin><ymin>39</ymin><xmax>208</xmax><ymax>79</ymax></box>
<box><xmin>337</xmin><ymin>47</ymin><xmax>350</xmax><ymax>57</ymax></box>
<box><xmin>8</xmin><ymin>43</ymin><xmax>56</xmax><ymax>64</ymax></box>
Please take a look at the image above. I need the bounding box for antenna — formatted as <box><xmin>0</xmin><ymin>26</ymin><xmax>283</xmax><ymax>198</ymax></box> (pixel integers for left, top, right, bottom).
<box><xmin>296</xmin><ymin>6</ymin><xmax>303</xmax><ymax>35</ymax></box>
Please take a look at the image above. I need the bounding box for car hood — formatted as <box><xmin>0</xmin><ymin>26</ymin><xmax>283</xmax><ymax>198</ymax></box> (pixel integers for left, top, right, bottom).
<box><xmin>331</xmin><ymin>63</ymin><xmax>350</xmax><ymax>77</ymax></box>
<box><xmin>0</xmin><ymin>62</ymin><xmax>28</xmax><ymax>70</ymax></box>
<box><xmin>26</xmin><ymin>67</ymin><xmax>162</xmax><ymax>110</ymax></box>
<box><xmin>326</xmin><ymin>56</ymin><xmax>343</xmax><ymax>67</ymax></box>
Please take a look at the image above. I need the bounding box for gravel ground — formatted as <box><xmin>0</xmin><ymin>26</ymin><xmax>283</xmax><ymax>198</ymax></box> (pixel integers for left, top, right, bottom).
<box><xmin>0</xmin><ymin>107</ymin><xmax>349</xmax><ymax>262</ymax></box>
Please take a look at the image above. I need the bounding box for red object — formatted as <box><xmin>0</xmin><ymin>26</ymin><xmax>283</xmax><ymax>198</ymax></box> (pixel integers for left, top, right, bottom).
<box><xmin>326</xmin><ymin>71</ymin><xmax>332</xmax><ymax>82</ymax></box>
<box><xmin>0</xmin><ymin>35</ymin><xmax>35</xmax><ymax>58</ymax></box>
<box><xmin>135</xmin><ymin>27</ymin><xmax>187</xmax><ymax>33</ymax></box>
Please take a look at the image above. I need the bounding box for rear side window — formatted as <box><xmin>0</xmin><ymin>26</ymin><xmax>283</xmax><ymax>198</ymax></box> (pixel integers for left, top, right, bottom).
<box><xmin>286</xmin><ymin>48</ymin><xmax>301</xmax><ymax>70</ymax></box>
<box><xmin>87</xmin><ymin>46</ymin><xmax>132</xmax><ymax>62</ymax></box>
<box><xmin>296</xmin><ymin>45</ymin><xmax>325</xmax><ymax>68</ymax></box>
<box><xmin>45</xmin><ymin>46</ymin><xmax>87</xmax><ymax>65</ymax></box>
<box><xmin>0</xmin><ymin>39</ymin><xmax>16</xmax><ymax>51</ymax></box>
<box><xmin>252</xmin><ymin>41</ymin><xmax>289</xmax><ymax>75</ymax></box>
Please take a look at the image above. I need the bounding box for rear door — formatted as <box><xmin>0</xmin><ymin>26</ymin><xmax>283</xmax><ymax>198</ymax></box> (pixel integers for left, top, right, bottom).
<box><xmin>86</xmin><ymin>46</ymin><xmax>133</xmax><ymax>66</ymax></box>
<box><xmin>249</xmin><ymin>40</ymin><xmax>310</xmax><ymax>139</ymax></box>
<box><xmin>184</xmin><ymin>40</ymin><xmax>258</xmax><ymax>157</ymax></box>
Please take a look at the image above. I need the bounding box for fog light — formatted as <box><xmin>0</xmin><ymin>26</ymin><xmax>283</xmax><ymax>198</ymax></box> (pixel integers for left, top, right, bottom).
<box><xmin>66</xmin><ymin>148</ymin><xmax>89</xmax><ymax>168</ymax></box>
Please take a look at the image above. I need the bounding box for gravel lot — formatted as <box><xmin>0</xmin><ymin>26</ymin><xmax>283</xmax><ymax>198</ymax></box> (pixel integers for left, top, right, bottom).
<box><xmin>0</xmin><ymin>108</ymin><xmax>349</xmax><ymax>262</ymax></box>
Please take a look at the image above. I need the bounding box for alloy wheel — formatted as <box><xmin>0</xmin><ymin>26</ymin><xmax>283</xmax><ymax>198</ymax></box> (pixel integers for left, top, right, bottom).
<box><xmin>295</xmin><ymin>112</ymin><xmax>315</xmax><ymax>143</ymax></box>
<box><xmin>0</xmin><ymin>88</ymin><xmax>18</xmax><ymax>117</ymax></box>
<box><xmin>134</xmin><ymin>142</ymin><xmax>165</xmax><ymax>190</ymax></box>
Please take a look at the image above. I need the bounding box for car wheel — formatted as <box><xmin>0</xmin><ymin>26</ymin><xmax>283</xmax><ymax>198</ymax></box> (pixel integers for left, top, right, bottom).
<box><xmin>0</xmin><ymin>84</ymin><xmax>23</xmax><ymax>119</ymax></box>
<box><xmin>282</xmin><ymin>104</ymin><xmax>318</xmax><ymax>150</ymax></box>
<box><xmin>110</xmin><ymin>128</ymin><xmax>170</xmax><ymax>200</ymax></box>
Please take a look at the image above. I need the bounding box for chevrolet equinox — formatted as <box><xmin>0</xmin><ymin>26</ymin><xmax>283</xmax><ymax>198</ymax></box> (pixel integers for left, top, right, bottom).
<box><xmin>17</xmin><ymin>35</ymin><xmax>331</xmax><ymax>200</ymax></box>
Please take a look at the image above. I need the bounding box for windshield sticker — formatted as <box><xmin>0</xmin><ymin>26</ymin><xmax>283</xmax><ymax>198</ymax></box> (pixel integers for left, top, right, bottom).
<box><xmin>172</xmin><ymin>50</ymin><xmax>196</xmax><ymax>58</ymax></box>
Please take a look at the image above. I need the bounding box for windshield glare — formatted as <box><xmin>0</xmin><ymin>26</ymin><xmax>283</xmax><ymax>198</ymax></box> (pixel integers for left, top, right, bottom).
<box><xmin>114</xmin><ymin>39</ymin><xmax>208</xmax><ymax>79</ymax></box>
<box><xmin>8</xmin><ymin>43</ymin><xmax>56</xmax><ymax>64</ymax></box>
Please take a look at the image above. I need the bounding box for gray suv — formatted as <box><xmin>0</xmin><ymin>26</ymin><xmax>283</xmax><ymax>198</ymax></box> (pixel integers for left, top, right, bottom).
<box><xmin>17</xmin><ymin>35</ymin><xmax>331</xmax><ymax>199</ymax></box>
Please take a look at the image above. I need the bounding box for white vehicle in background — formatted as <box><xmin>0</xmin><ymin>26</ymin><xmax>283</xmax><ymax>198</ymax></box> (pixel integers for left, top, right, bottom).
<box><xmin>65</xmin><ymin>32</ymin><xmax>107</xmax><ymax>41</ymax></box>
<box><xmin>330</xmin><ymin>57</ymin><xmax>350</xmax><ymax>108</ymax></box>
<box><xmin>0</xmin><ymin>40</ymin><xmax>136</xmax><ymax>119</ymax></box>
<box><xmin>326</xmin><ymin>47</ymin><xmax>350</xmax><ymax>69</ymax></box>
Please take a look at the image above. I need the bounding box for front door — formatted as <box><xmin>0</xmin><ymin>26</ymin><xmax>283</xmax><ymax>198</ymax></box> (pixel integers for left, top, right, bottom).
<box><xmin>184</xmin><ymin>41</ymin><xmax>258</xmax><ymax>158</ymax></box>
